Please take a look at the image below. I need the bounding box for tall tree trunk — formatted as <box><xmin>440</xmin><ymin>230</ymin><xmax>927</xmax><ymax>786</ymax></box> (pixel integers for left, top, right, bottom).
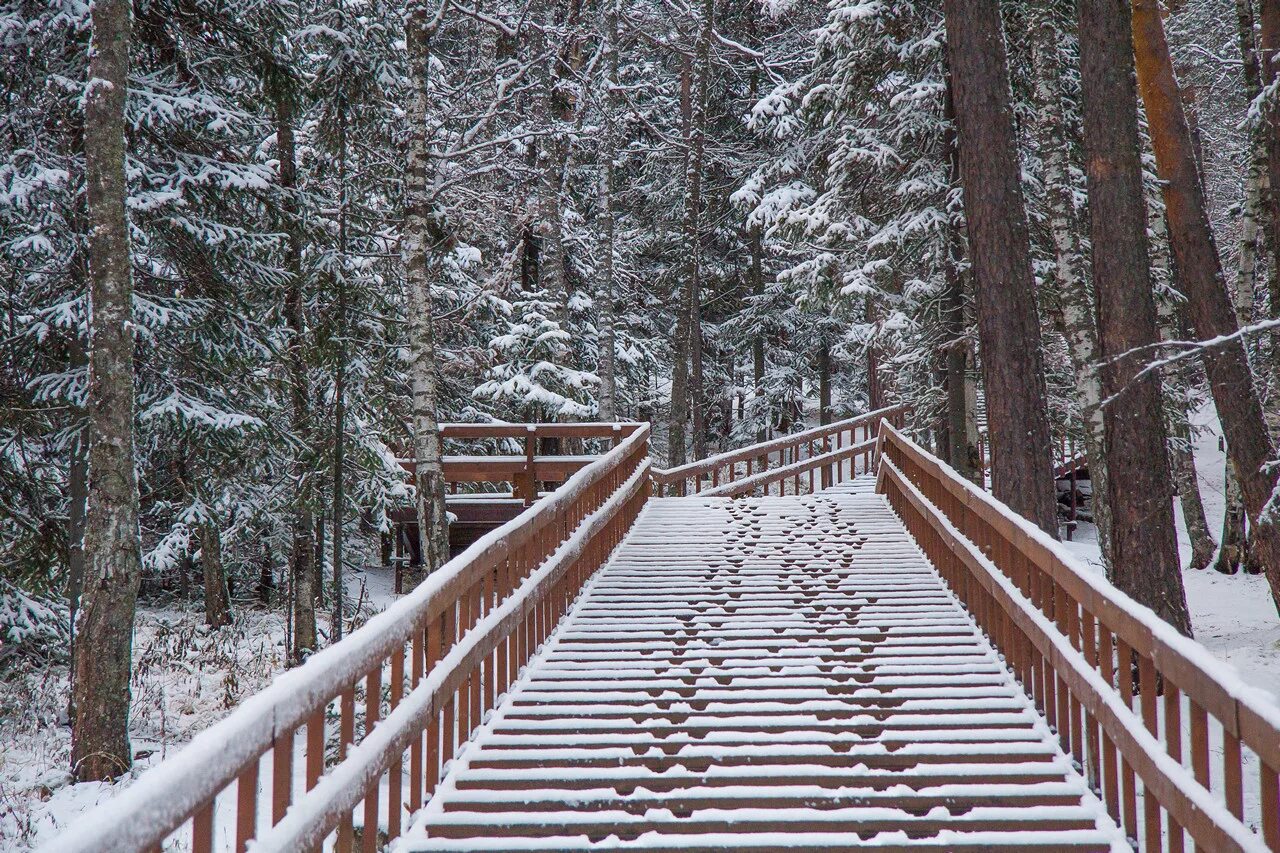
<box><xmin>272</xmin><ymin>74</ymin><xmax>317</xmax><ymax>661</ymax></box>
<box><xmin>687</xmin><ymin>0</ymin><xmax>711</xmax><ymax>459</ymax></box>
<box><xmin>942</xmin><ymin>0</ymin><xmax>1059</xmax><ymax>535</ymax></box>
<box><xmin>200</xmin><ymin>522</ymin><xmax>232</xmax><ymax>628</ymax></box>
<box><xmin>1132</xmin><ymin>0</ymin><xmax>1280</xmax><ymax>610</ymax></box>
<box><xmin>538</xmin><ymin>146</ymin><xmax>569</xmax><ymax>311</ymax></box>
<box><xmin>405</xmin><ymin>4</ymin><xmax>450</xmax><ymax>573</ymax></box>
<box><xmin>66</xmin><ymin>424</ymin><xmax>88</xmax><ymax>655</ymax></box>
<box><xmin>71</xmin><ymin>0</ymin><xmax>142</xmax><ymax>781</ymax></box>
<box><xmin>1236</xmin><ymin>0</ymin><xmax>1267</xmax><ymax>367</ymax></box>
<box><xmin>681</xmin><ymin>4</ymin><xmax>711</xmax><ymax>460</ymax></box>
<box><xmin>1028</xmin><ymin>11</ymin><xmax>1113</xmax><ymax>560</ymax></box>
<box><xmin>1167</xmin><ymin>401</ymin><xmax>1216</xmax><ymax>570</ymax></box>
<box><xmin>942</xmin><ymin>264</ymin><xmax>979</xmax><ymax>484</ymax></box>
<box><xmin>817</xmin><ymin>343</ymin><xmax>832</xmax><ymax>425</ymax></box>
<box><xmin>596</xmin><ymin>0</ymin><xmax>619</xmax><ymax>422</ymax></box>
<box><xmin>669</xmin><ymin>56</ymin><xmax>694</xmax><ymax>466</ymax></box>
<box><xmin>1078</xmin><ymin>0</ymin><xmax>1191</xmax><ymax>635</ymax></box>
<box><xmin>331</xmin><ymin>42</ymin><xmax>349</xmax><ymax>640</ymax></box>
<box><xmin>1152</xmin><ymin>220</ymin><xmax>1216</xmax><ymax>572</ymax></box>
<box><xmin>1215</xmin><ymin>465</ymin><xmax>1247</xmax><ymax>574</ymax></box>
<box><xmin>749</xmin><ymin>226</ymin><xmax>766</xmax><ymax>443</ymax></box>
<box><xmin>1259</xmin><ymin>0</ymin><xmax>1280</xmax><ymax>364</ymax></box>
<box><xmin>941</xmin><ymin>75</ymin><xmax>980</xmax><ymax>485</ymax></box>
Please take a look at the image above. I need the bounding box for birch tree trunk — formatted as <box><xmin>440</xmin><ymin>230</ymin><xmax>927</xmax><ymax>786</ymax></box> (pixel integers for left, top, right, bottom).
<box><xmin>1167</xmin><ymin>398</ymin><xmax>1216</xmax><ymax>570</ymax></box>
<box><xmin>1237</xmin><ymin>0</ymin><xmax>1266</xmax><ymax>359</ymax></box>
<box><xmin>1028</xmin><ymin>13</ymin><xmax>1113</xmax><ymax>561</ymax></box>
<box><xmin>1132</xmin><ymin>0</ymin><xmax>1280</xmax><ymax>610</ymax></box>
<box><xmin>71</xmin><ymin>0</ymin><xmax>143</xmax><ymax>781</ymax></box>
<box><xmin>942</xmin><ymin>0</ymin><xmax>1059</xmax><ymax>535</ymax></box>
<box><xmin>1078</xmin><ymin>0</ymin><xmax>1191</xmax><ymax>635</ymax></box>
<box><xmin>596</xmin><ymin>0</ymin><xmax>619</xmax><ymax>421</ymax></box>
<box><xmin>1215</xmin><ymin>467</ymin><xmax>1248</xmax><ymax>574</ymax></box>
<box><xmin>404</xmin><ymin>2</ymin><xmax>450</xmax><ymax>573</ymax></box>
<box><xmin>1258</xmin><ymin>0</ymin><xmax>1280</xmax><ymax>375</ymax></box>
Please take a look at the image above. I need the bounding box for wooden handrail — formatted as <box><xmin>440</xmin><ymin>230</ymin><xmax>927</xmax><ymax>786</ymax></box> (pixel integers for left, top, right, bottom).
<box><xmin>253</xmin><ymin>460</ymin><xmax>650</xmax><ymax>851</ymax></box>
<box><xmin>651</xmin><ymin>403</ymin><xmax>909</xmax><ymax>497</ymax></box>
<box><xmin>877</xmin><ymin>421</ymin><xmax>1280</xmax><ymax>851</ymax></box>
<box><xmin>50</xmin><ymin>426</ymin><xmax>651</xmax><ymax>853</ymax></box>
<box><xmin>398</xmin><ymin>421</ymin><xmax>645</xmax><ymax>503</ymax></box>
<box><xmin>699</xmin><ymin>437</ymin><xmax>876</xmax><ymax>498</ymax></box>
<box><xmin>439</xmin><ymin>421</ymin><xmax>642</xmax><ymax>440</ymax></box>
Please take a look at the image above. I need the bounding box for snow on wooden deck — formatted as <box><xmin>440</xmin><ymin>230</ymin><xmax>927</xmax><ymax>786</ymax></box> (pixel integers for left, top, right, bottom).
<box><xmin>401</xmin><ymin>478</ymin><xmax>1126</xmax><ymax>851</ymax></box>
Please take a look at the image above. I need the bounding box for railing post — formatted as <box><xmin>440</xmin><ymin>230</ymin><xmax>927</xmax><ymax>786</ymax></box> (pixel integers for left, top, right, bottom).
<box><xmin>517</xmin><ymin>425</ymin><xmax>538</xmax><ymax>505</ymax></box>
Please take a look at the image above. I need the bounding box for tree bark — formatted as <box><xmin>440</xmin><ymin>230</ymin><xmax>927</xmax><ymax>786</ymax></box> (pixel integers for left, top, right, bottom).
<box><xmin>1132</xmin><ymin>0</ymin><xmax>1280</xmax><ymax>610</ymax></box>
<box><xmin>1028</xmin><ymin>11</ymin><xmax>1113</xmax><ymax>561</ymax></box>
<box><xmin>669</xmin><ymin>58</ymin><xmax>693</xmax><ymax>466</ymax></box>
<box><xmin>678</xmin><ymin>3</ymin><xmax>712</xmax><ymax>462</ymax></box>
<box><xmin>596</xmin><ymin>0</ymin><xmax>619</xmax><ymax>421</ymax></box>
<box><xmin>331</xmin><ymin>34</ymin><xmax>349</xmax><ymax>640</ymax></box>
<box><xmin>749</xmin><ymin>226</ymin><xmax>766</xmax><ymax>443</ymax></box>
<box><xmin>1259</xmin><ymin>0</ymin><xmax>1280</xmax><ymax>344</ymax></box>
<box><xmin>1215</xmin><ymin>465</ymin><xmax>1247</xmax><ymax>574</ymax></box>
<box><xmin>1236</xmin><ymin>0</ymin><xmax>1267</xmax><ymax>359</ymax></box>
<box><xmin>405</xmin><ymin>3</ymin><xmax>450</xmax><ymax>574</ymax></box>
<box><xmin>1077</xmin><ymin>0</ymin><xmax>1191</xmax><ymax>635</ymax></box>
<box><xmin>66</xmin><ymin>426</ymin><xmax>89</xmax><ymax>653</ymax></box>
<box><xmin>941</xmin><ymin>75</ymin><xmax>981</xmax><ymax>485</ymax></box>
<box><xmin>1167</xmin><ymin>402</ymin><xmax>1216</xmax><ymax>570</ymax></box>
<box><xmin>942</xmin><ymin>0</ymin><xmax>1058</xmax><ymax>535</ymax></box>
<box><xmin>817</xmin><ymin>343</ymin><xmax>832</xmax><ymax>425</ymax></box>
<box><xmin>200</xmin><ymin>522</ymin><xmax>232</xmax><ymax>628</ymax></box>
<box><xmin>71</xmin><ymin>0</ymin><xmax>143</xmax><ymax>782</ymax></box>
<box><xmin>271</xmin><ymin>72</ymin><xmax>317</xmax><ymax>661</ymax></box>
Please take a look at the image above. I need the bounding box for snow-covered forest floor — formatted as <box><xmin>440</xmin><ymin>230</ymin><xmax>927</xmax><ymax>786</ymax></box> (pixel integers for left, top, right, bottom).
<box><xmin>0</xmin><ymin>562</ymin><xmax>396</xmax><ymax>850</ymax></box>
<box><xmin>1062</xmin><ymin>404</ymin><xmax>1280</xmax><ymax>699</ymax></box>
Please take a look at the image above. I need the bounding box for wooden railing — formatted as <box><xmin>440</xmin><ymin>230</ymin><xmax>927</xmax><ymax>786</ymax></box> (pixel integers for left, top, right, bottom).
<box><xmin>56</xmin><ymin>426</ymin><xmax>651</xmax><ymax>853</ymax></box>
<box><xmin>651</xmin><ymin>404</ymin><xmax>909</xmax><ymax>497</ymax></box>
<box><xmin>405</xmin><ymin>422</ymin><xmax>643</xmax><ymax>503</ymax></box>
<box><xmin>877</xmin><ymin>421</ymin><xmax>1280</xmax><ymax>852</ymax></box>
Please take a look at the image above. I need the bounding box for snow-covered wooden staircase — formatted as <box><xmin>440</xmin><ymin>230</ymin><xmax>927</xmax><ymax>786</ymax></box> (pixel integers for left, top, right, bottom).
<box><xmin>55</xmin><ymin>412</ymin><xmax>1280</xmax><ymax>853</ymax></box>
<box><xmin>403</xmin><ymin>482</ymin><xmax>1125</xmax><ymax>850</ymax></box>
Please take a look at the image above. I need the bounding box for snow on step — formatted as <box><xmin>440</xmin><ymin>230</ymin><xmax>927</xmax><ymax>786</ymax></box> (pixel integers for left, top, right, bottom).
<box><xmin>401</xmin><ymin>479</ymin><xmax>1126</xmax><ymax>851</ymax></box>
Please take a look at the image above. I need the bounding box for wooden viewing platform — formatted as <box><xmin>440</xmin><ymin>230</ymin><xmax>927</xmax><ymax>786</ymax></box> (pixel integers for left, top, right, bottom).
<box><xmin>48</xmin><ymin>405</ymin><xmax>1280</xmax><ymax>853</ymax></box>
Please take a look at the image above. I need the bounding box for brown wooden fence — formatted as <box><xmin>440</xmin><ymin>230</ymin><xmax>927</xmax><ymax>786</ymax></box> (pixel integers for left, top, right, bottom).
<box><xmin>878</xmin><ymin>420</ymin><xmax>1280</xmax><ymax>852</ymax></box>
<box><xmin>56</xmin><ymin>425</ymin><xmax>650</xmax><ymax>853</ymax></box>
<box><xmin>651</xmin><ymin>404</ymin><xmax>908</xmax><ymax>497</ymax></box>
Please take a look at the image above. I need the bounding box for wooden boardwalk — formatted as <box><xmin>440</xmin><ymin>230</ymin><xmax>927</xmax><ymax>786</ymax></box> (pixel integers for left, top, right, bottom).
<box><xmin>58</xmin><ymin>416</ymin><xmax>1278</xmax><ymax>853</ymax></box>
<box><xmin>404</xmin><ymin>479</ymin><xmax>1125</xmax><ymax>850</ymax></box>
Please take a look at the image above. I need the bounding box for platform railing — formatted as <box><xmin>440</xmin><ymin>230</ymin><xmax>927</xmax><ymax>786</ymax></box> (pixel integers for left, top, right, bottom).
<box><xmin>877</xmin><ymin>421</ymin><xmax>1280</xmax><ymax>852</ymax></box>
<box><xmin>651</xmin><ymin>404</ymin><xmax>909</xmax><ymax>497</ymax></box>
<box><xmin>52</xmin><ymin>425</ymin><xmax>651</xmax><ymax>853</ymax></box>
<box><xmin>411</xmin><ymin>421</ymin><xmax>643</xmax><ymax>503</ymax></box>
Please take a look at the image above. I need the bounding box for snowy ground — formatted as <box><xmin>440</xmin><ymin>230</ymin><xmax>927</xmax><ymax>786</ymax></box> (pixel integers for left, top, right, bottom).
<box><xmin>0</xmin><ymin>562</ymin><xmax>399</xmax><ymax>851</ymax></box>
<box><xmin>1061</xmin><ymin>403</ymin><xmax>1280</xmax><ymax>700</ymax></box>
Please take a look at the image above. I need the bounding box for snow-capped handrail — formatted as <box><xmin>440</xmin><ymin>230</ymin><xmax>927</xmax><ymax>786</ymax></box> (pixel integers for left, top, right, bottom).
<box><xmin>249</xmin><ymin>458</ymin><xmax>651</xmax><ymax>852</ymax></box>
<box><xmin>438</xmin><ymin>420</ymin><xmax>644</xmax><ymax>440</ymax></box>
<box><xmin>698</xmin><ymin>436</ymin><xmax>876</xmax><ymax>498</ymax></box>
<box><xmin>651</xmin><ymin>403</ymin><xmax>908</xmax><ymax>497</ymax></box>
<box><xmin>877</xmin><ymin>421</ymin><xmax>1280</xmax><ymax>850</ymax></box>
<box><xmin>46</xmin><ymin>424</ymin><xmax>651</xmax><ymax>853</ymax></box>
